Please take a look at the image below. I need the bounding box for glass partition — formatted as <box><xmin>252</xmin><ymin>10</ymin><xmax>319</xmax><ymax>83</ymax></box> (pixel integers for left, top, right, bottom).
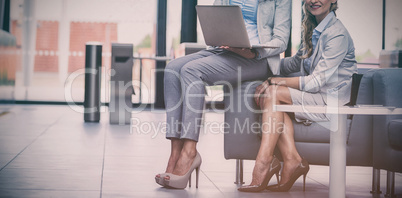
<box><xmin>337</xmin><ymin>0</ymin><xmax>382</xmax><ymax>68</ymax></box>
<box><xmin>9</xmin><ymin>0</ymin><xmax>156</xmax><ymax>103</ymax></box>
<box><xmin>4</xmin><ymin>0</ymin><xmax>397</xmax><ymax>104</ymax></box>
<box><xmin>385</xmin><ymin>0</ymin><xmax>402</xmax><ymax>51</ymax></box>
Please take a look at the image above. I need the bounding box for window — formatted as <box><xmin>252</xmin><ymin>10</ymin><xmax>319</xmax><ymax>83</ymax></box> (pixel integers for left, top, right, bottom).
<box><xmin>337</xmin><ymin>0</ymin><xmax>382</xmax><ymax>68</ymax></box>
<box><xmin>9</xmin><ymin>0</ymin><xmax>156</xmax><ymax>103</ymax></box>
<box><xmin>385</xmin><ymin>0</ymin><xmax>402</xmax><ymax>50</ymax></box>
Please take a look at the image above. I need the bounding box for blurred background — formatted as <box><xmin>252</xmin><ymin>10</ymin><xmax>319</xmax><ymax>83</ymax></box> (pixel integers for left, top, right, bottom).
<box><xmin>0</xmin><ymin>0</ymin><xmax>401</xmax><ymax>105</ymax></box>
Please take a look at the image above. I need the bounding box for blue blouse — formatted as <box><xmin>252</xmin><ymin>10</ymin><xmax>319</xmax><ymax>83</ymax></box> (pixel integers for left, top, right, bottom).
<box><xmin>230</xmin><ymin>0</ymin><xmax>260</xmax><ymax>45</ymax></box>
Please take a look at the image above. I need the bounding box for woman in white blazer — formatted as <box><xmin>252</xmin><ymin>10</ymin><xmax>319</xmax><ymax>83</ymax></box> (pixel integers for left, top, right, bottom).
<box><xmin>243</xmin><ymin>0</ymin><xmax>358</xmax><ymax>192</ymax></box>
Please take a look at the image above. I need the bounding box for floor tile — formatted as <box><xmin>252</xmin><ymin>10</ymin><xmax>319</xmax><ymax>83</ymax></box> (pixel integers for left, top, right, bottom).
<box><xmin>102</xmin><ymin>188</ymin><xmax>223</xmax><ymax>198</ymax></box>
<box><xmin>6</xmin><ymin>155</ymin><xmax>103</xmax><ymax>171</ymax></box>
<box><xmin>0</xmin><ymin>136</ymin><xmax>36</xmax><ymax>155</ymax></box>
<box><xmin>0</xmin><ymin>104</ymin><xmax>401</xmax><ymax>198</ymax></box>
<box><xmin>21</xmin><ymin>133</ymin><xmax>105</xmax><ymax>157</ymax></box>
<box><xmin>0</xmin><ymin>125</ymin><xmax>47</xmax><ymax>138</ymax></box>
<box><xmin>0</xmin><ymin>154</ymin><xmax>15</xmax><ymax>170</ymax></box>
<box><xmin>0</xmin><ymin>189</ymin><xmax>99</xmax><ymax>198</ymax></box>
<box><xmin>0</xmin><ymin>168</ymin><xmax>101</xmax><ymax>191</ymax></box>
<box><xmin>104</xmin><ymin>156</ymin><xmax>165</xmax><ymax>171</ymax></box>
<box><xmin>101</xmin><ymin>169</ymin><xmax>220</xmax><ymax>193</ymax></box>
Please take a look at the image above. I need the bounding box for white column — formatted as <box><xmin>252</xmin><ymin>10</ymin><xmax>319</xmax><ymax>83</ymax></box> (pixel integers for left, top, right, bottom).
<box><xmin>329</xmin><ymin>114</ymin><xmax>347</xmax><ymax>198</ymax></box>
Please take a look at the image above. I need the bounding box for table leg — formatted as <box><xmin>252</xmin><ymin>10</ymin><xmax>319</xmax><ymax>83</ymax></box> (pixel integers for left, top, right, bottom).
<box><xmin>329</xmin><ymin>114</ymin><xmax>347</xmax><ymax>198</ymax></box>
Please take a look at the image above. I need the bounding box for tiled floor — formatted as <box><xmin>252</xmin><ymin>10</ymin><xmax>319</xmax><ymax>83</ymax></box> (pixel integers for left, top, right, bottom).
<box><xmin>0</xmin><ymin>104</ymin><xmax>401</xmax><ymax>198</ymax></box>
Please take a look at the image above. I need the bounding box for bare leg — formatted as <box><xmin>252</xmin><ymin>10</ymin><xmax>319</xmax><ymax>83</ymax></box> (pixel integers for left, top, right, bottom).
<box><xmin>249</xmin><ymin>86</ymin><xmax>289</xmax><ymax>185</ymax></box>
<box><xmin>271</xmin><ymin>87</ymin><xmax>303</xmax><ymax>185</ymax></box>
<box><xmin>164</xmin><ymin>139</ymin><xmax>197</xmax><ymax>180</ymax></box>
<box><xmin>165</xmin><ymin>138</ymin><xmax>184</xmax><ymax>173</ymax></box>
<box><xmin>156</xmin><ymin>138</ymin><xmax>183</xmax><ymax>180</ymax></box>
<box><xmin>276</xmin><ymin>113</ymin><xmax>302</xmax><ymax>185</ymax></box>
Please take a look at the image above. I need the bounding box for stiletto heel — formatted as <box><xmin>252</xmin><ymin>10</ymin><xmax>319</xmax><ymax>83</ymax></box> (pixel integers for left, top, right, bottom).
<box><xmin>267</xmin><ymin>158</ymin><xmax>310</xmax><ymax>192</ymax></box>
<box><xmin>275</xmin><ymin>172</ymin><xmax>280</xmax><ymax>184</ymax></box>
<box><xmin>238</xmin><ymin>156</ymin><xmax>281</xmax><ymax>192</ymax></box>
<box><xmin>189</xmin><ymin>174</ymin><xmax>192</xmax><ymax>187</ymax></box>
<box><xmin>164</xmin><ymin>152</ymin><xmax>202</xmax><ymax>189</ymax></box>
<box><xmin>195</xmin><ymin>166</ymin><xmax>200</xmax><ymax>188</ymax></box>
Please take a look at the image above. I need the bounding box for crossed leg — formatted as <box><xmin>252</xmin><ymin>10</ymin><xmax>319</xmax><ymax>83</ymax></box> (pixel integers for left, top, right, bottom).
<box><xmin>250</xmin><ymin>85</ymin><xmax>302</xmax><ymax>186</ymax></box>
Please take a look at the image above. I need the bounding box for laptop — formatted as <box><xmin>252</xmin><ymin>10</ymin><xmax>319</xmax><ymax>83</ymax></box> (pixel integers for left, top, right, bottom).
<box><xmin>196</xmin><ymin>5</ymin><xmax>278</xmax><ymax>49</ymax></box>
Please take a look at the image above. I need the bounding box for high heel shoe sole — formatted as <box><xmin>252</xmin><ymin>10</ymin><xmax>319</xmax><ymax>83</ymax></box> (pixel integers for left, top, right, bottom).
<box><xmin>238</xmin><ymin>171</ymin><xmax>280</xmax><ymax>192</ymax></box>
<box><xmin>163</xmin><ymin>152</ymin><xmax>202</xmax><ymax>189</ymax></box>
<box><xmin>238</xmin><ymin>157</ymin><xmax>281</xmax><ymax>192</ymax></box>
<box><xmin>267</xmin><ymin>158</ymin><xmax>310</xmax><ymax>192</ymax></box>
<box><xmin>164</xmin><ymin>165</ymin><xmax>201</xmax><ymax>189</ymax></box>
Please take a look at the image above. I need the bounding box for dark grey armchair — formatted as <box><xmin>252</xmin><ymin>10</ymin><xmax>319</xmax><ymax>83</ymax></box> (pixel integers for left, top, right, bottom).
<box><xmin>223</xmin><ymin>68</ymin><xmax>382</xmax><ymax>193</ymax></box>
<box><xmin>372</xmin><ymin>68</ymin><xmax>402</xmax><ymax>197</ymax></box>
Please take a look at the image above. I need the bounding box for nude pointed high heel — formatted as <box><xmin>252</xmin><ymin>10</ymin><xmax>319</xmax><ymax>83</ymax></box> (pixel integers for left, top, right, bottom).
<box><xmin>163</xmin><ymin>152</ymin><xmax>202</xmax><ymax>189</ymax></box>
<box><xmin>266</xmin><ymin>158</ymin><xmax>310</xmax><ymax>192</ymax></box>
<box><xmin>237</xmin><ymin>156</ymin><xmax>281</xmax><ymax>192</ymax></box>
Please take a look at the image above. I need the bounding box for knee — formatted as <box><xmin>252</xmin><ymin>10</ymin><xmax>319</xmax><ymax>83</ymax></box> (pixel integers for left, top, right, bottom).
<box><xmin>260</xmin><ymin>86</ymin><xmax>276</xmax><ymax>108</ymax></box>
<box><xmin>275</xmin><ymin>86</ymin><xmax>291</xmax><ymax>104</ymax></box>
<box><xmin>180</xmin><ymin>64</ymin><xmax>202</xmax><ymax>80</ymax></box>
<box><xmin>266</xmin><ymin>86</ymin><xmax>279</xmax><ymax>99</ymax></box>
<box><xmin>165</xmin><ymin>60</ymin><xmax>176</xmax><ymax>70</ymax></box>
<box><xmin>261</xmin><ymin>86</ymin><xmax>287</xmax><ymax>107</ymax></box>
<box><xmin>165</xmin><ymin>59</ymin><xmax>185</xmax><ymax>75</ymax></box>
<box><xmin>164</xmin><ymin>62</ymin><xmax>183</xmax><ymax>82</ymax></box>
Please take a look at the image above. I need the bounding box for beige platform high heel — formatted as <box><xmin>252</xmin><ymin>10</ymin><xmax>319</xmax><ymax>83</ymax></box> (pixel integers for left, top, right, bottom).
<box><xmin>155</xmin><ymin>173</ymin><xmax>168</xmax><ymax>187</ymax></box>
<box><xmin>163</xmin><ymin>152</ymin><xmax>202</xmax><ymax>189</ymax></box>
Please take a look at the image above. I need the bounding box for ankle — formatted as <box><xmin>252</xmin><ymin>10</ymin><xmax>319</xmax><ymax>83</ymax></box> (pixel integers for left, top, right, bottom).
<box><xmin>170</xmin><ymin>151</ymin><xmax>181</xmax><ymax>159</ymax></box>
<box><xmin>282</xmin><ymin>154</ymin><xmax>302</xmax><ymax>163</ymax></box>
<box><xmin>180</xmin><ymin>148</ymin><xmax>197</xmax><ymax>159</ymax></box>
<box><xmin>255</xmin><ymin>155</ymin><xmax>274</xmax><ymax>166</ymax></box>
<box><xmin>180</xmin><ymin>140</ymin><xmax>197</xmax><ymax>158</ymax></box>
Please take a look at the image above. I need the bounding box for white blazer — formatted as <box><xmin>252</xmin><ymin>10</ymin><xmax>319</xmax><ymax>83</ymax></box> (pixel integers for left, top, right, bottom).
<box><xmin>281</xmin><ymin>16</ymin><xmax>358</xmax><ymax>106</ymax></box>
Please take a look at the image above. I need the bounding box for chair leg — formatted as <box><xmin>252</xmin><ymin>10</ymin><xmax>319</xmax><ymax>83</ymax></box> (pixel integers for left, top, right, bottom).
<box><xmin>370</xmin><ymin>168</ymin><xmax>382</xmax><ymax>194</ymax></box>
<box><xmin>234</xmin><ymin>159</ymin><xmax>244</xmax><ymax>185</ymax></box>
<box><xmin>385</xmin><ymin>171</ymin><xmax>395</xmax><ymax>198</ymax></box>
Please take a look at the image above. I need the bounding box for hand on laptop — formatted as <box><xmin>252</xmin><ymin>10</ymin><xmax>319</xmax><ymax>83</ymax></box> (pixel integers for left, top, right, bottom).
<box><xmin>220</xmin><ymin>46</ymin><xmax>256</xmax><ymax>59</ymax></box>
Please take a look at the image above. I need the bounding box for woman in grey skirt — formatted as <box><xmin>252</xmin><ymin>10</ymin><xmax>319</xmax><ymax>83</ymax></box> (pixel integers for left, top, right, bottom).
<box><xmin>247</xmin><ymin>0</ymin><xmax>357</xmax><ymax>192</ymax></box>
<box><xmin>155</xmin><ymin>0</ymin><xmax>291</xmax><ymax>189</ymax></box>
